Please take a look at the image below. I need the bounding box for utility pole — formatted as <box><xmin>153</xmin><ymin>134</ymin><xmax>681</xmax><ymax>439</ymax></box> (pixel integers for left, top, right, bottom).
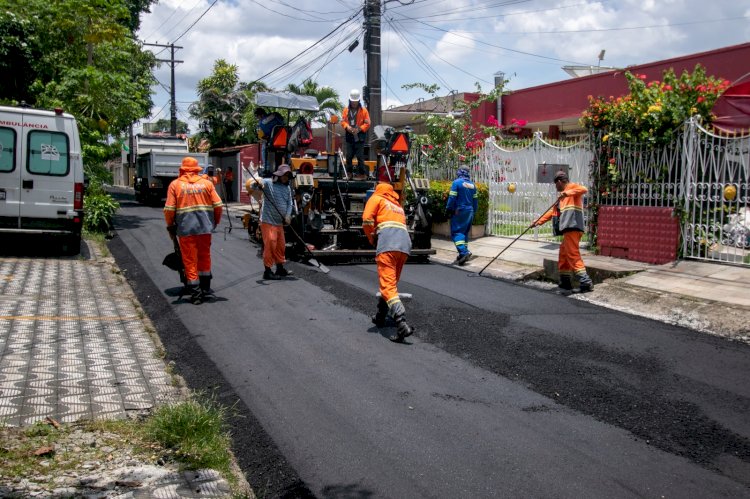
<box><xmin>364</xmin><ymin>0</ymin><xmax>381</xmax><ymax>159</ymax></box>
<box><xmin>143</xmin><ymin>43</ymin><xmax>183</xmax><ymax>136</ymax></box>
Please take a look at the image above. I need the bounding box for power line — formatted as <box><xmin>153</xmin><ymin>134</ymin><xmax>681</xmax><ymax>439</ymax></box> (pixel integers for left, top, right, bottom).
<box><xmin>391</xmin><ymin>11</ymin><xmax>590</xmax><ymax>66</ymax></box>
<box><xmin>251</xmin><ymin>10</ymin><xmax>363</xmax><ymax>83</ymax></box>
<box><xmin>172</xmin><ymin>0</ymin><xmax>219</xmax><ymax>43</ymax></box>
<box><xmin>387</xmin><ymin>17</ymin><xmax>454</xmax><ymax>91</ymax></box>
<box><xmin>390</xmin><ymin>17</ymin><xmax>492</xmax><ymax>84</ymax></box>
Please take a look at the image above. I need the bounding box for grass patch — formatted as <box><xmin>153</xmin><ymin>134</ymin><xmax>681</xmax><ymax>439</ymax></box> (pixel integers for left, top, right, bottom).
<box><xmin>145</xmin><ymin>396</ymin><xmax>234</xmax><ymax>477</ymax></box>
<box><xmin>0</xmin><ymin>397</ymin><xmax>243</xmax><ymax>495</ymax></box>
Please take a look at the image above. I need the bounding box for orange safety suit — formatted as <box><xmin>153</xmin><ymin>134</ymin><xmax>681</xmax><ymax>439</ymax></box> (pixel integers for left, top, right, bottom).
<box><xmin>164</xmin><ymin>158</ymin><xmax>223</xmax><ymax>286</ymax></box>
<box><xmin>340</xmin><ymin>105</ymin><xmax>371</xmax><ymax>134</ymax></box>
<box><xmin>363</xmin><ymin>183</ymin><xmax>412</xmax><ymax>318</ymax></box>
<box><xmin>536</xmin><ymin>181</ymin><xmax>590</xmax><ymax>286</ymax></box>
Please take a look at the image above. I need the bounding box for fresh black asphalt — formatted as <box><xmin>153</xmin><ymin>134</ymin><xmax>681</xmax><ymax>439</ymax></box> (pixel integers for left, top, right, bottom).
<box><xmin>109</xmin><ymin>196</ymin><xmax>750</xmax><ymax>498</ymax></box>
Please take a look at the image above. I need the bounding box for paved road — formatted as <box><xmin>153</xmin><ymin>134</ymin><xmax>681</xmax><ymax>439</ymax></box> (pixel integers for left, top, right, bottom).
<box><xmin>110</xmin><ymin>197</ymin><xmax>750</xmax><ymax>498</ymax></box>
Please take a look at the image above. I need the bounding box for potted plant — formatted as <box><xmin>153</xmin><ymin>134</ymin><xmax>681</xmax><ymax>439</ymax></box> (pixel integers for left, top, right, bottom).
<box><xmin>426</xmin><ymin>179</ymin><xmax>489</xmax><ymax>238</ymax></box>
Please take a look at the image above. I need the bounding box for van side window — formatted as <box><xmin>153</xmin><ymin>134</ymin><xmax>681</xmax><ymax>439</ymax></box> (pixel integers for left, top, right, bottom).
<box><xmin>28</xmin><ymin>130</ymin><xmax>69</xmax><ymax>176</ymax></box>
<box><xmin>0</xmin><ymin>127</ymin><xmax>16</xmax><ymax>172</ymax></box>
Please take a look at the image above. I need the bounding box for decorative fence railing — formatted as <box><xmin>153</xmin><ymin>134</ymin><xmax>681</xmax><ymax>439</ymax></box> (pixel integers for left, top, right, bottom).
<box><xmin>476</xmin><ymin>133</ymin><xmax>593</xmax><ymax>242</ymax></box>
<box><xmin>415</xmin><ymin>120</ymin><xmax>749</xmax><ymax>266</ymax></box>
<box><xmin>682</xmin><ymin>120</ymin><xmax>749</xmax><ymax>264</ymax></box>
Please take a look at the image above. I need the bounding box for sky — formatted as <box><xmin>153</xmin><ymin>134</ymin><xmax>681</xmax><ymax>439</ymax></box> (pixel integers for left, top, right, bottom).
<box><xmin>136</xmin><ymin>0</ymin><xmax>750</xmax><ymax>133</ymax></box>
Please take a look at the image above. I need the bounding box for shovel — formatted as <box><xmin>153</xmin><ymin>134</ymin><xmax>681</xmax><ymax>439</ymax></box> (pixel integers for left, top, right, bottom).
<box><xmin>162</xmin><ymin>235</ymin><xmax>187</xmax><ymax>286</ymax></box>
<box><xmin>246</xmin><ymin>168</ymin><xmax>330</xmax><ymax>274</ymax></box>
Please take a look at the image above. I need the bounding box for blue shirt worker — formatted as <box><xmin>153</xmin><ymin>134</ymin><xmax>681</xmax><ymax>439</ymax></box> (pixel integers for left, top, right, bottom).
<box><xmin>446</xmin><ymin>166</ymin><xmax>478</xmax><ymax>266</ymax></box>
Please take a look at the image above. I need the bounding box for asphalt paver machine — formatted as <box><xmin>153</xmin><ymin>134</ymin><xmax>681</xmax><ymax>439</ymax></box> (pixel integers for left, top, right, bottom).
<box><xmin>243</xmin><ymin>91</ymin><xmax>435</xmax><ymax>263</ymax></box>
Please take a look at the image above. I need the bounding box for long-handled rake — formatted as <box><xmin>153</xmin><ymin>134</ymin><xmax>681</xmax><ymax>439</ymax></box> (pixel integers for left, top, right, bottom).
<box><xmin>246</xmin><ymin>168</ymin><xmax>330</xmax><ymax>274</ymax></box>
<box><xmin>216</xmin><ymin>168</ymin><xmax>233</xmax><ymax>238</ymax></box>
<box><xmin>468</xmin><ymin>198</ymin><xmax>559</xmax><ymax>277</ymax></box>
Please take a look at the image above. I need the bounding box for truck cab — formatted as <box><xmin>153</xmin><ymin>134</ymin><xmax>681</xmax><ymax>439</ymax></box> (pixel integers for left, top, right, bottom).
<box><xmin>0</xmin><ymin>105</ymin><xmax>85</xmax><ymax>254</ymax></box>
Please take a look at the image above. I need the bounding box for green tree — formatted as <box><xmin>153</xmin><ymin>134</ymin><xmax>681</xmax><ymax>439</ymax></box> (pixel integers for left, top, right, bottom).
<box><xmin>189</xmin><ymin>59</ymin><xmax>250</xmax><ymax>148</ymax></box>
<box><xmin>402</xmin><ymin>82</ymin><xmax>508</xmax><ymax>170</ymax></box>
<box><xmin>0</xmin><ymin>0</ymin><xmax>157</xmax><ymax>174</ymax></box>
<box><xmin>284</xmin><ymin>78</ymin><xmax>342</xmax><ymax>125</ymax></box>
<box><xmin>149</xmin><ymin>118</ymin><xmax>189</xmax><ymax>135</ymax></box>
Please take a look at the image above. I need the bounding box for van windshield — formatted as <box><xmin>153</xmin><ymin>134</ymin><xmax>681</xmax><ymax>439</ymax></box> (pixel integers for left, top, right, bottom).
<box><xmin>28</xmin><ymin>131</ymin><xmax>69</xmax><ymax>176</ymax></box>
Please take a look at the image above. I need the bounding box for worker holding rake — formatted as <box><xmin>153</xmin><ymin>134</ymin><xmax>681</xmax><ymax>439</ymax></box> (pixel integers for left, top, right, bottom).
<box><xmin>532</xmin><ymin>170</ymin><xmax>594</xmax><ymax>294</ymax></box>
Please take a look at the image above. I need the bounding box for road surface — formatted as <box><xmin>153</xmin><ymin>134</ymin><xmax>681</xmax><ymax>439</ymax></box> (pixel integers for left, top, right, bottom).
<box><xmin>110</xmin><ymin>196</ymin><xmax>750</xmax><ymax>498</ymax></box>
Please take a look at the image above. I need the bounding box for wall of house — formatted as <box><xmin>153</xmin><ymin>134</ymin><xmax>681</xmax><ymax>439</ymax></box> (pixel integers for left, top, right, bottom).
<box><xmin>500</xmin><ymin>42</ymin><xmax>750</xmax><ymax>128</ymax></box>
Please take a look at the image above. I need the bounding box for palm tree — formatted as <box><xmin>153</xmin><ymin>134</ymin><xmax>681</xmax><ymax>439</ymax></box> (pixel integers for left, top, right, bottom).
<box><xmin>189</xmin><ymin>60</ymin><xmax>249</xmax><ymax>148</ymax></box>
<box><xmin>285</xmin><ymin>78</ymin><xmax>342</xmax><ymax>125</ymax></box>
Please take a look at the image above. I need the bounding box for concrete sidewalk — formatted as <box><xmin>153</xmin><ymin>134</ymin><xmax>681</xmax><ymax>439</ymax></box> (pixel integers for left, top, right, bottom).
<box><xmin>430</xmin><ymin>235</ymin><xmax>750</xmax><ymax>307</ymax></box>
<box><xmin>430</xmin><ymin>234</ymin><xmax>750</xmax><ymax>341</ymax></box>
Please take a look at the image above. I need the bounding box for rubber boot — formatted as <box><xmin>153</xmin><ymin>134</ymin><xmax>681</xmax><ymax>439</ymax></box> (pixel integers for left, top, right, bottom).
<box><xmin>389</xmin><ymin>314</ymin><xmax>414</xmax><ymax>342</ymax></box>
<box><xmin>199</xmin><ymin>275</ymin><xmax>215</xmax><ymax>300</ymax></box>
<box><xmin>371</xmin><ymin>298</ymin><xmax>388</xmax><ymax>327</ymax></box>
<box><xmin>275</xmin><ymin>264</ymin><xmax>293</xmax><ymax>277</ymax></box>
<box><xmin>457</xmin><ymin>251</ymin><xmax>473</xmax><ymax>266</ymax></box>
<box><xmin>578</xmin><ymin>272</ymin><xmax>594</xmax><ymax>292</ymax></box>
<box><xmin>558</xmin><ymin>274</ymin><xmax>573</xmax><ymax>296</ymax></box>
<box><xmin>188</xmin><ymin>284</ymin><xmax>204</xmax><ymax>305</ymax></box>
<box><xmin>263</xmin><ymin>266</ymin><xmax>280</xmax><ymax>280</ymax></box>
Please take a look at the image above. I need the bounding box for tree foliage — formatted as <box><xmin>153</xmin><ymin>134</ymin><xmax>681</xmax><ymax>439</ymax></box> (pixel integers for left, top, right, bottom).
<box><xmin>580</xmin><ymin>65</ymin><xmax>729</xmax><ymax>144</ymax></box>
<box><xmin>189</xmin><ymin>59</ymin><xmax>250</xmax><ymax>149</ymax></box>
<box><xmin>0</xmin><ymin>0</ymin><xmax>157</xmax><ymax>174</ymax></box>
<box><xmin>403</xmin><ymin>82</ymin><xmax>517</xmax><ymax>170</ymax></box>
<box><xmin>284</xmin><ymin>78</ymin><xmax>342</xmax><ymax>125</ymax></box>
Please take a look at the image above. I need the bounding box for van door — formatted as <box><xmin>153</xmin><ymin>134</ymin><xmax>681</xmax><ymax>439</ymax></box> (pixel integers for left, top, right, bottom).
<box><xmin>0</xmin><ymin>125</ymin><xmax>20</xmax><ymax>229</ymax></box>
<box><xmin>20</xmin><ymin>116</ymin><xmax>74</xmax><ymax>231</ymax></box>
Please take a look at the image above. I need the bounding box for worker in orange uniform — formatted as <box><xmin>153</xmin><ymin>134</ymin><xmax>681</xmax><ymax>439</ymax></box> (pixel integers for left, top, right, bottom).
<box><xmin>532</xmin><ymin>170</ymin><xmax>594</xmax><ymax>294</ymax></box>
<box><xmin>341</xmin><ymin>89</ymin><xmax>371</xmax><ymax>178</ymax></box>
<box><xmin>164</xmin><ymin>157</ymin><xmax>223</xmax><ymax>304</ymax></box>
<box><xmin>363</xmin><ymin>180</ymin><xmax>414</xmax><ymax>342</ymax></box>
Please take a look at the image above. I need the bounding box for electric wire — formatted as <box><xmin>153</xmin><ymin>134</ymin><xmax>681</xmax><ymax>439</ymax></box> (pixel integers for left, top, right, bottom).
<box><xmin>172</xmin><ymin>0</ymin><xmax>219</xmax><ymax>44</ymax></box>
<box><xmin>251</xmin><ymin>10</ymin><xmax>363</xmax><ymax>84</ymax></box>
<box><xmin>387</xmin><ymin>17</ymin><xmax>454</xmax><ymax>91</ymax></box>
<box><xmin>390</xmin><ymin>17</ymin><xmax>492</xmax><ymax>84</ymax></box>
<box><xmin>391</xmin><ymin>11</ymin><xmax>591</xmax><ymax>66</ymax></box>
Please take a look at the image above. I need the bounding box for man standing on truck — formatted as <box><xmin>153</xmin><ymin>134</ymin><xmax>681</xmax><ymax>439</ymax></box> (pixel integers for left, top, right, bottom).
<box><xmin>341</xmin><ymin>89</ymin><xmax>371</xmax><ymax>179</ymax></box>
<box><xmin>363</xmin><ymin>179</ymin><xmax>414</xmax><ymax>343</ymax></box>
<box><xmin>164</xmin><ymin>157</ymin><xmax>224</xmax><ymax>304</ymax></box>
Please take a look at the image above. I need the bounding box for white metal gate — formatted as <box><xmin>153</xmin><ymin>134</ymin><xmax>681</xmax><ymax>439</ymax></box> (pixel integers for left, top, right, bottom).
<box><xmin>682</xmin><ymin>119</ymin><xmax>750</xmax><ymax>264</ymax></box>
<box><xmin>476</xmin><ymin>133</ymin><xmax>593</xmax><ymax>241</ymax></box>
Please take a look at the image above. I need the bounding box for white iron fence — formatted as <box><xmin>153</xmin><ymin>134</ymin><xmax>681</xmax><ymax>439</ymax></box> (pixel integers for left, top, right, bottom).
<box><xmin>417</xmin><ymin>121</ymin><xmax>750</xmax><ymax>266</ymax></box>
<box><xmin>476</xmin><ymin>133</ymin><xmax>593</xmax><ymax>241</ymax></box>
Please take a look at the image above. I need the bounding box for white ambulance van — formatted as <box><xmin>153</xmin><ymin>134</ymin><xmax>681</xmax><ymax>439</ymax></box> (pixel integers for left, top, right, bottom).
<box><xmin>0</xmin><ymin>105</ymin><xmax>85</xmax><ymax>254</ymax></box>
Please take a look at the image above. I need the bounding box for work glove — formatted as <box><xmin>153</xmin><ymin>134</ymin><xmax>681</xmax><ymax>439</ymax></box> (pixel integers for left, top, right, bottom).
<box><xmin>283</xmin><ymin>216</ymin><xmax>292</xmax><ymax>225</ymax></box>
<box><xmin>166</xmin><ymin>225</ymin><xmax>177</xmax><ymax>239</ymax></box>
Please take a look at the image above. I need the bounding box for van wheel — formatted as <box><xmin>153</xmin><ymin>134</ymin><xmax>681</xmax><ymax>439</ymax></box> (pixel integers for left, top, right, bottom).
<box><xmin>62</xmin><ymin>235</ymin><xmax>81</xmax><ymax>256</ymax></box>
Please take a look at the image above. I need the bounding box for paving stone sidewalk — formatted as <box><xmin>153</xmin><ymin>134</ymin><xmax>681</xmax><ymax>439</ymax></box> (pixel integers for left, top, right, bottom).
<box><xmin>0</xmin><ymin>241</ymin><xmax>241</xmax><ymax>498</ymax></box>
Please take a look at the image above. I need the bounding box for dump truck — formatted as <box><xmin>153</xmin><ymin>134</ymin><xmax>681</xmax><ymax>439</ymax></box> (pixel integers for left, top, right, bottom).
<box><xmin>134</xmin><ymin>134</ymin><xmax>208</xmax><ymax>205</ymax></box>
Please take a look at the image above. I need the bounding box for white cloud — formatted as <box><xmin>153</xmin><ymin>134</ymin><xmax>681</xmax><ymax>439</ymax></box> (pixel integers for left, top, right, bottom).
<box><xmin>430</xmin><ymin>31</ymin><xmax>477</xmax><ymax>66</ymax></box>
<box><xmin>138</xmin><ymin>0</ymin><xmax>750</xmax><ymax>129</ymax></box>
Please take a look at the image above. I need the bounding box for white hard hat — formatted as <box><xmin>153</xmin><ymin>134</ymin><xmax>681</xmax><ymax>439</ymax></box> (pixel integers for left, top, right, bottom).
<box><xmin>349</xmin><ymin>89</ymin><xmax>361</xmax><ymax>101</ymax></box>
